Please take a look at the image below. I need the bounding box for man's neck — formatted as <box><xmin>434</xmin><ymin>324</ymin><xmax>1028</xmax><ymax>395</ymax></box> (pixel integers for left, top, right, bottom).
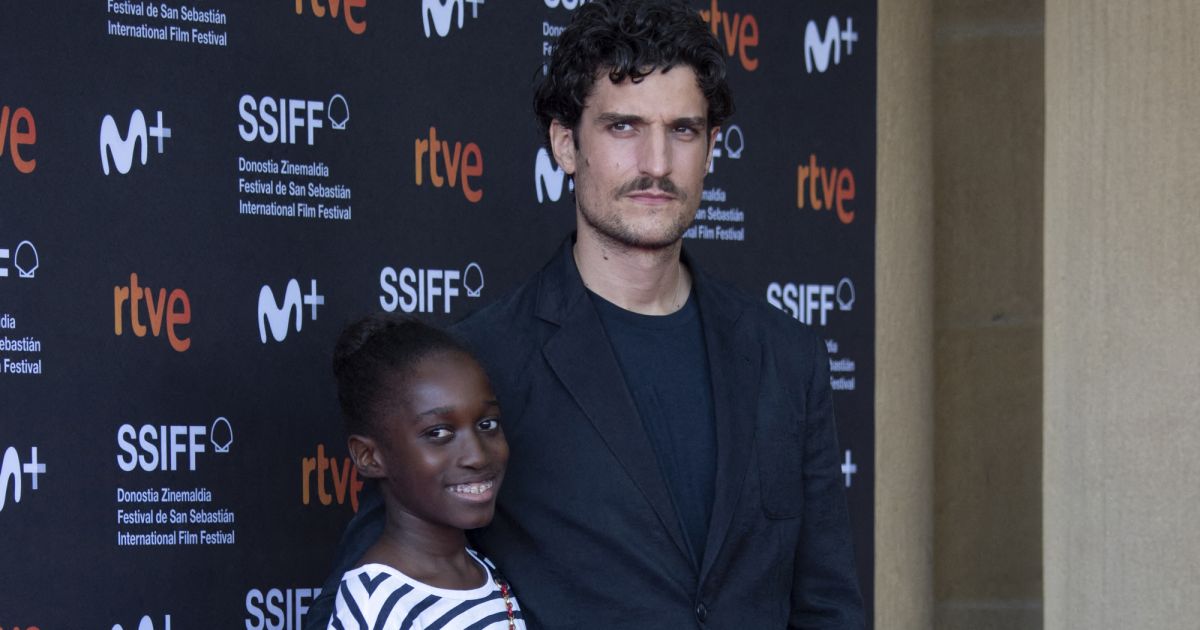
<box><xmin>573</xmin><ymin>229</ymin><xmax>692</xmax><ymax>316</ymax></box>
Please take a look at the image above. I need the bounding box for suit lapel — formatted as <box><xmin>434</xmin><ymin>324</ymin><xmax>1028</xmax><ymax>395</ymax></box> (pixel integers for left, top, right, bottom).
<box><xmin>536</xmin><ymin>242</ymin><xmax>693</xmax><ymax>563</ymax></box>
<box><xmin>693</xmin><ymin>265</ymin><xmax>761</xmax><ymax>584</ymax></box>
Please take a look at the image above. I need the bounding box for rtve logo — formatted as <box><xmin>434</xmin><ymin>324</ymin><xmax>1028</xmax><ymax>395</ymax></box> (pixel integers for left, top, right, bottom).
<box><xmin>1</xmin><ymin>104</ymin><xmax>37</xmax><ymax>174</ymax></box>
<box><xmin>294</xmin><ymin>0</ymin><xmax>366</xmax><ymax>35</ymax></box>
<box><xmin>796</xmin><ymin>154</ymin><xmax>857</xmax><ymax>225</ymax></box>
<box><xmin>423</xmin><ymin>0</ymin><xmax>485</xmax><ymax>38</ymax></box>
<box><xmin>535</xmin><ymin>147</ymin><xmax>573</xmax><ymax>203</ymax></box>
<box><xmin>258</xmin><ymin>279</ymin><xmax>324</xmax><ymax>344</ymax></box>
<box><xmin>698</xmin><ymin>0</ymin><xmax>759</xmax><ymax>72</ymax></box>
<box><xmin>380</xmin><ymin>262</ymin><xmax>483</xmax><ymax>315</ymax></box>
<box><xmin>766</xmin><ymin>277</ymin><xmax>856</xmax><ymax>327</ymax></box>
<box><xmin>302</xmin><ymin>444</ymin><xmax>363</xmax><ymax>512</ymax></box>
<box><xmin>414</xmin><ymin>127</ymin><xmax>483</xmax><ymax>203</ymax></box>
<box><xmin>111</xmin><ymin>615</ymin><xmax>171</xmax><ymax>630</ymax></box>
<box><xmin>246</xmin><ymin>587</ymin><xmax>322</xmax><ymax>630</ymax></box>
<box><xmin>100</xmin><ymin>109</ymin><xmax>172</xmax><ymax>175</ymax></box>
<box><xmin>238</xmin><ymin>94</ymin><xmax>349</xmax><ymax>146</ymax></box>
<box><xmin>116</xmin><ymin>417</ymin><xmax>233</xmax><ymax>473</ymax></box>
<box><xmin>804</xmin><ymin>16</ymin><xmax>859</xmax><ymax>74</ymax></box>
<box><xmin>0</xmin><ymin>446</ymin><xmax>46</xmax><ymax>513</ymax></box>
<box><xmin>113</xmin><ymin>273</ymin><xmax>192</xmax><ymax>352</ymax></box>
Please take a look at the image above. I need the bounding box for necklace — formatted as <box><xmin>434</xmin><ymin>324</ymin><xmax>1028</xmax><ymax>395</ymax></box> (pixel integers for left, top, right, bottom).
<box><xmin>494</xmin><ymin>577</ymin><xmax>516</xmax><ymax>629</ymax></box>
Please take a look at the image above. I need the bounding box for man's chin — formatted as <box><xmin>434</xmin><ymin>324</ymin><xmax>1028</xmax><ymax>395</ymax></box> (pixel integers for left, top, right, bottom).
<box><xmin>582</xmin><ymin>216</ymin><xmax>692</xmax><ymax>251</ymax></box>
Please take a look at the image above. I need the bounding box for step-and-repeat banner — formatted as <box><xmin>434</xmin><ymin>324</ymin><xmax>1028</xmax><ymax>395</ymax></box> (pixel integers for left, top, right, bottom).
<box><xmin>1</xmin><ymin>1</ymin><xmax>875</xmax><ymax>627</ymax></box>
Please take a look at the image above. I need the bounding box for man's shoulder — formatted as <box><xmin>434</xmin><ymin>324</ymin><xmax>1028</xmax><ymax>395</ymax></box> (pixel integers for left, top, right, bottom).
<box><xmin>452</xmin><ymin>269</ymin><xmax>542</xmax><ymax>342</ymax></box>
<box><xmin>693</xmin><ymin>266</ymin><xmax>822</xmax><ymax>350</ymax></box>
<box><xmin>448</xmin><ymin>262</ymin><xmax>553</xmax><ymax>388</ymax></box>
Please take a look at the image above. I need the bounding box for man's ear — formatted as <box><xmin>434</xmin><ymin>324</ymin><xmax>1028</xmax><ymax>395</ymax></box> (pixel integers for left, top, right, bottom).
<box><xmin>347</xmin><ymin>434</ymin><xmax>386</xmax><ymax>479</ymax></box>
<box><xmin>549</xmin><ymin>119</ymin><xmax>578</xmax><ymax>175</ymax></box>
<box><xmin>706</xmin><ymin>125</ymin><xmax>721</xmax><ymax>172</ymax></box>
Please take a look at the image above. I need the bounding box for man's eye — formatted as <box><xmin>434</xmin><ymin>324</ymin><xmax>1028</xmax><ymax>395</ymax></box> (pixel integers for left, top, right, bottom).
<box><xmin>477</xmin><ymin>418</ymin><xmax>501</xmax><ymax>432</ymax></box>
<box><xmin>675</xmin><ymin>126</ymin><xmax>699</xmax><ymax>137</ymax></box>
<box><xmin>610</xmin><ymin>122</ymin><xmax>633</xmax><ymax>132</ymax></box>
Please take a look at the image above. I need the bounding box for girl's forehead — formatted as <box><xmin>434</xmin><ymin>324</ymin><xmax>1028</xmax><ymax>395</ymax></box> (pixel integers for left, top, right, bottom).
<box><xmin>379</xmin><ymin>354</ymin><xmax>492</xmax><ymax>408</ymax></box>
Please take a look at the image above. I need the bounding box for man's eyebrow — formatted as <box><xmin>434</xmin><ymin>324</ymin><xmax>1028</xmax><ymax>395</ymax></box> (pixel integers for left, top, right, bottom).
<box><xmin>595</xmin><ymin>112</ymin><xmax>646</xmax><ymax>125</ymax></box>
<box><xmin>593</xmin><ymin>113</ymin><xmax>708</xmax><ymax>129</ymax></box>
<box><xmin>670</xmin><ymin>116</ymin><xmax>708</xmax><ymax>129</ymax></box>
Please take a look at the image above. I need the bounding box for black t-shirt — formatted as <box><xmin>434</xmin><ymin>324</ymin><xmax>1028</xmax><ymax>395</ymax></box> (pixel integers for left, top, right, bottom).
<box><xmin>590</xmin><ymin>290</ymin><xmax>717</xmax><ymax>566</ymax></box>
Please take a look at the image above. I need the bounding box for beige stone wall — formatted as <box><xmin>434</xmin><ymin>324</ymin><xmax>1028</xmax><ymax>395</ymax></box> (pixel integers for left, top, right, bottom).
<box><xmin>932</xmin><ymin>0</ymin><xmax>1045</xmax><ymax>628</ymax></box>
<box><xmin>879</xmin><ymin>2</ymin><xmax>1199</xmax><ymax>629</ymax></box>
<box><xmin>1043</xmin><ymin>1</ymin><xmax>1200</xmax><ymax>628</ymax></box>
<box><xmin>875</xmin><ymin>0</ymin><xmax>935</xmax><ymax>627</ymax></box>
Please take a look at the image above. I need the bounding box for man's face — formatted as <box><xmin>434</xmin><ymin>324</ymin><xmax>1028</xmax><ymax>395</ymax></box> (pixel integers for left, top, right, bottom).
<box><xmin>550</xmin><ymin>66</ymin><xmax>718</xmax><ymax>250</ymax></box>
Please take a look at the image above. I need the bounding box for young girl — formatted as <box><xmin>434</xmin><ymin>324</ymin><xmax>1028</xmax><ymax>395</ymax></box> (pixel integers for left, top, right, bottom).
<box><xmin>327</xmin><ymin>314</ymin><xmax>524</xmax><ymax>630</ymax></box>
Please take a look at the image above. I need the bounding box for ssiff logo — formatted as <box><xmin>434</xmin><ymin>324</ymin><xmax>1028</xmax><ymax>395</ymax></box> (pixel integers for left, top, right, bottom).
<box><xmin>113</xmin><ymin>273</ymin><xmax>192</xmax><ymax>352</ymax></box>
<box><xmin>1</xmin><ymin>103</ymin><xmax>37</xmax><ymax>174</ymax></box>
<box><xmin>423</xmin><ymin>0</ymin><xmax>485</xmax><ymax>38</ymax></box>
<box><xmin>698</xmin><ymin>0</ymin><xmax>759</xmax><ymax>71</ymax></box>
<box><xmin>766</xmin><ymin>277</ymin><xmax>855</xmax><ymax>326</ymax></box>
<box><xmin>708</xmin><ymin>123</ymin><xmax>744</xmax><ymax>174</ymax></box>
<box><xmin>414</xmin><ymin>127</ymin><xmax>483</xmax><ymax>202</ymax></box>
<box><xmin>0</xmin><ymin>445</ymin><xmax>46</xmax><ymax>513</ymax></box>
<box><xmin>380</xmin><ymin>262</ymin><xmax>483</xmax><ymax>315</ymax></box>
<box><xmin>796</xmin><ymin>154</ymin><xmax>857</xmax><ymax>224</ymax></box>
<box><xmin>804</xmin><ymin>16</ymin><xmax>858</xmax><ymax>74</ymax></box>
<box><xmin>116</xmin><ymin>417</ymin><xmax>233</xmax><ymax>473</ymax></box>
<box><xmin>535</xmin><ymin>147</ymin><xmax>572</xmax><ymax>203</ymax></box>
<box><xmin>258</xmin><ymin>279</ymin><xmax>324</xmax><ymax>343</ymax></box>
<box><xmin>238</xmin><ymin>94</ymin><xmax>349</xmax><ymax>146</ymax></box>
<box><xmin>246</xmin><ymin>587</ymin><xmax>321</xmax><ymax>630</ymax></box>
<box><xmin>0</xmin><ymin>239</ymin><xmax>38</xmax><ymax>279</ymax></box>
<box><xmin>302</xmin><ymin>444</ymin><xmax>363</xmax><ymax>512</ymax></box>
<box><xmin>100</xmin><ymin>110</ymin><xmax>172</xmax><ymax>175</ymax></box>
<box><xmin>295</xmin><ymin>0</ymin><xmax>366</xmax><ymax>35</ymax></box>
<box><xmin>111</xmin><ymin>614</ymin><xmax>171</xmax><ymax>630</ymax></box>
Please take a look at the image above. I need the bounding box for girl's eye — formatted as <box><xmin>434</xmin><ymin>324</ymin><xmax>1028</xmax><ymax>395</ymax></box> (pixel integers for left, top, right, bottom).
<box><xmin>425</xmin><ymin>427</ymin><xmax>453</xmax><ymax>441</ymax></box>
<box><xmin>477</xmin><ymin>418</ymin><xmax>500</xmax><ymax>432</ymax></box>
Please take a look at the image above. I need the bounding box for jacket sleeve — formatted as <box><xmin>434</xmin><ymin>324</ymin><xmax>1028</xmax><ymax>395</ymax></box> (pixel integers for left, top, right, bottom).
<box><xmin>303</xmin><ymin>481</ymin><xmax>385</xmax><ymax>630</ymax></box>
<box><xmin>789</xmin><ymin>333</ymin><xmax>866</xmax><ymax>629</ymax></box>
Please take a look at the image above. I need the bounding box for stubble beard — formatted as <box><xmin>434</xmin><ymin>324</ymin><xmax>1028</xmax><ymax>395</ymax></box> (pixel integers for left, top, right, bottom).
<box><xmin>577</xmin><ymin>177</ymin><xmax>697</xmax><ymax>252</ymax></box>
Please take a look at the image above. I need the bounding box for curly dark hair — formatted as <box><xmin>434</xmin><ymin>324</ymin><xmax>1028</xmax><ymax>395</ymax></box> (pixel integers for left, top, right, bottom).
<box><xmin>534</xmin><ymin>0</ymin><xmax>734</xmax><ymax>147</ymax></box>
<box><xmin>331</xmin><ymin>313</ymin><xmax>472</xmax><ymax>439</ymax></box>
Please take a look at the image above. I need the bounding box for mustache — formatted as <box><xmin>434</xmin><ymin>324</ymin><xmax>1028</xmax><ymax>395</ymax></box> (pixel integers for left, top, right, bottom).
<box><xmin>616</xmin><ymin>176</ymin><xmax>681</xmax><ymax>198</ymax></box>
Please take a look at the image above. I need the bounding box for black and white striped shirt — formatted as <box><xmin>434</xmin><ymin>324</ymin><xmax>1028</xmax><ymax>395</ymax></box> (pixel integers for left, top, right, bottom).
<box><xmin>328</xmin><ymin>549</ymin><xmax>525</xmax><ymax>630</ymax></box>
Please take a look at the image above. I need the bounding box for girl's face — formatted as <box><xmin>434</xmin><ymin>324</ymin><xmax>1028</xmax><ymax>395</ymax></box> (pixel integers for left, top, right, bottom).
<box><xmin>372</xmin><ymin>351</ymin><xmax>508</xmax><ymax>535</ymax></box>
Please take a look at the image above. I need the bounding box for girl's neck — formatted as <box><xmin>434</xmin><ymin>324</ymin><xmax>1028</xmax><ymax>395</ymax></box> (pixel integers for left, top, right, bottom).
<box><xmin>358</xmin><ymin>515</ymin><xmax>483</xmax><ymax>590</ymax></box>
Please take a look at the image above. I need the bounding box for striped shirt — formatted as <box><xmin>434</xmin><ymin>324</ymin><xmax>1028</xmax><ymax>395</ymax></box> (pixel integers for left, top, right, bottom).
<box><xmin>328</xmin><ymin>549</ymin><xmax>526</xmax><ymax>630</ymax></box>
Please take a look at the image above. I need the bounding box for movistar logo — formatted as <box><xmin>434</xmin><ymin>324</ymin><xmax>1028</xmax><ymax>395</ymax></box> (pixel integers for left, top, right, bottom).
<box><xmin>258</xmin><ymin>279</ymin><xmax>324</xmax><ymax>343</ymax></box>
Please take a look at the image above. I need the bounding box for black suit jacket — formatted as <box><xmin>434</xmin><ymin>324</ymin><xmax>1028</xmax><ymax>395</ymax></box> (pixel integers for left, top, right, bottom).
<box><xmin>306</xmin><ymin>240</ymin><xmax>864</xmax><ymax>629</ymax></box>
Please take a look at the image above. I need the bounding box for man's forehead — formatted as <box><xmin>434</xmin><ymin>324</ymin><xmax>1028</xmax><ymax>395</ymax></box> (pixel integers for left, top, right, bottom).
<box><xmin>581</xmin><ymin>66</ymin><xmax>707</xmax><ymax>115</ymax></box>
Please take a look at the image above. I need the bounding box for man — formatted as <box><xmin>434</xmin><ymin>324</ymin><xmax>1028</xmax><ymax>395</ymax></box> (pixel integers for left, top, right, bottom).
<box><xmin>308</xmin><ymin>1</ymin><xmax>863</xmax><ymax>627</ymax></box>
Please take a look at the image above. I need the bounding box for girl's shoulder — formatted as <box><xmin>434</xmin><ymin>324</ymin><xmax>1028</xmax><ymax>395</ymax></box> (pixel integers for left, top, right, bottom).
<box><xmin>329</xmin><ymin>551</ymin><xmax>523</xmax><ymax>629</ymax></box>
<box><xmin>339</xmin><ymin>548</ymin><xmax>497</xmax><ymax>601</ymax></box>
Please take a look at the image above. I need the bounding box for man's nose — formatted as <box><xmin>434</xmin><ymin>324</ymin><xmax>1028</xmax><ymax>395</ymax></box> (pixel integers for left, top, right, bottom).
<box><xmin>638</xmin><ymin>127</ymin><xmax>672</xmax><ymax>179</ymax></box>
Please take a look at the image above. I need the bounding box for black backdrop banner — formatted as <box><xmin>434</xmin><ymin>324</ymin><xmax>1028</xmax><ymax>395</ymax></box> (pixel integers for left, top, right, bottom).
<box><xmin>0</xmin><ymin>1</ymin><xmax>875</xmax><ymax>627</ymax></box>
